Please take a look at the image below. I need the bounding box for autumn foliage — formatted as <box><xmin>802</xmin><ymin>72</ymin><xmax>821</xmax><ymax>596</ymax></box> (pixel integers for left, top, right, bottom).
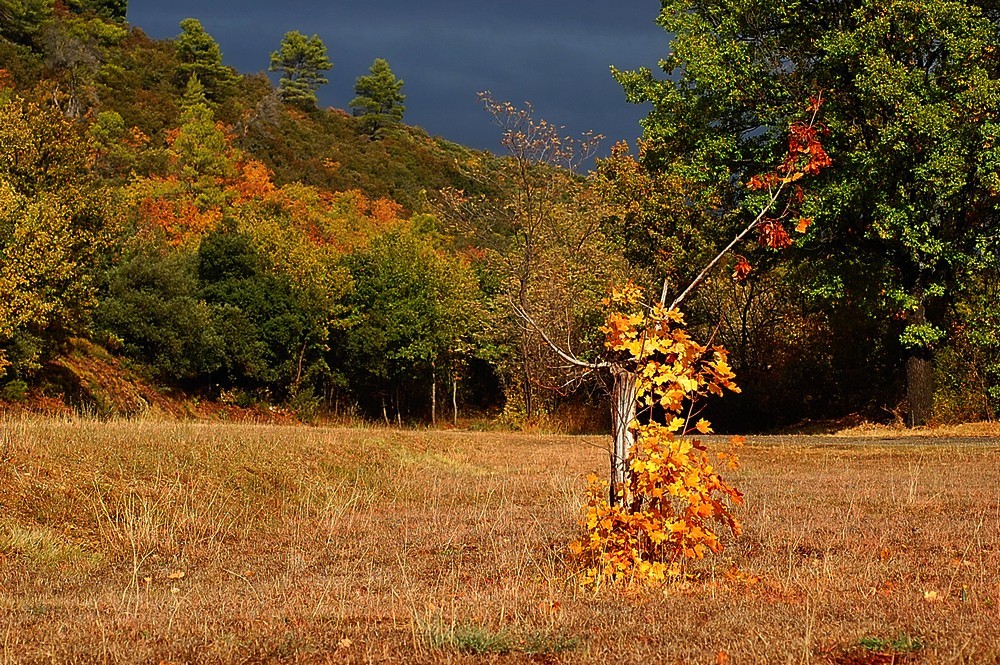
<box><xmin>572</xmin><ymin>281</ymin><xmax>745</xmax><ymax>587</ymax></box>
<box><xmin>571</xmin><ymin>100</ymin><xmax>833</xmax><ymax>588</ymax></box>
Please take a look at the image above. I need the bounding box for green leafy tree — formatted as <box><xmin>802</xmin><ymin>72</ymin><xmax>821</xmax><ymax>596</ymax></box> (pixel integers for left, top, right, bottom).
<box><xmin>268</xmin><ymin>31</ymin><xmax>332</xmax><ymax>108</ymax></box>
<box><xmin>175</xmin><ymin>17</ymin><xmax>238</xmax><ymax>102</ymax></box>
<box><xmin>615</xmin><ymin>0</ymin><xmax>1000</xmax><ymax>426</ymax></box>
<box><xmin>196</xmin><ymin>229</ymin><xmax>333</xmax><ymax>399</ymax></box>
<box><xmin>95</xmin><ymin>249</ymin><xmax>223</xmax><ymax>383</ymax></box>
<box><xmin>342</xmin><ymin>225</ymin><xmax>484</xmax><ymax>424</ymax></box>
<box><xmin>0</xmin><ymin>90</ymin><xmax>112</xmax><ymax>377</ymax></box>
<box><xmin>349</xmin><ymin>58</ymin><xmax>405</xmax><ymax>135</ymax></box>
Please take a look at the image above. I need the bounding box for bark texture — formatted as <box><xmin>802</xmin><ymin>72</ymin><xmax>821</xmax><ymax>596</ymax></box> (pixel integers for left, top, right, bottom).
<box><xmin>609</xmin><ymin>369</ymin><xmax>637</xmax><ymax>506</ymax></box>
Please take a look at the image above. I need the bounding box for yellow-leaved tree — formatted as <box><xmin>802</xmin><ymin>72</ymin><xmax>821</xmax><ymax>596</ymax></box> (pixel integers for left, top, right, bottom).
<box><xmin>515</xmin><ymin>96</ymin><xmax>834</xmax><ymax>587</ymax></box>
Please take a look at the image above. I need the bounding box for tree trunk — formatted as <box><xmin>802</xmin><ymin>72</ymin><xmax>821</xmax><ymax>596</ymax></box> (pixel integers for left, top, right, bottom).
<box><xmin>907</xmin><ymin>301</ymin><xmax>934</xmax><ymax>428</ymax></box>
<box><xmin>609</xmin><ymin>369</ymin><xmax>638</xmax><ymax>507</ymax></box>
<box><xmin>431</xmin><ymin>360</ymin><xmax>437</xmax><ymax>427</ymax></box>
<box><xmin>452</xmin><ymin>373</ymin><xmax>458</xmax><ymax>428</ymax></box>
<box><xmin>907</xmin><ymin>353</ymin><xmax>934</xmax><ymax>427</ymax></box>
<box><xmin>521</xmin><ymin>346</ymin><xmax>533</xmax><ymax>420</ymax></box>
<box><xmin>395</xmin><ymin>386</ymin><xmax>402</xmax><ymax>427</ymax></box>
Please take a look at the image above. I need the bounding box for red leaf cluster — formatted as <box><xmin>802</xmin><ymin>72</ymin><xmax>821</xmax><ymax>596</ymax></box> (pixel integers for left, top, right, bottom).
<box><xmin>757</xmin><ymin>219</ymin><xmax>793</xmax><ymax>249</ymax></box>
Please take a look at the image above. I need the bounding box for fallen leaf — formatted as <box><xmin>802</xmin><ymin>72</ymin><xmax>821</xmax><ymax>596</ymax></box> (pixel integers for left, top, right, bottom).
<box><xmin>923</xmin><ymin>590</ymin><xmax>942</xmax><ymax>602</ymax></box>
<box><xmin>337</xmin><ymin>638</ymin><xmax>352</xmax><ymax>649</ymax></box>
<box><xmin>167</xmin><ymin>570</ymin><xmax>185</xmax><ymax>580</ymax></box>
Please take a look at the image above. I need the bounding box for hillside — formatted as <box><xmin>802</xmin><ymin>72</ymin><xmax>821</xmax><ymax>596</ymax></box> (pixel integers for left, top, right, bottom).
<box><xmin>2</xmin><ymin>1</ymin><xmax>999</xmax><ymax>430</ymax></box>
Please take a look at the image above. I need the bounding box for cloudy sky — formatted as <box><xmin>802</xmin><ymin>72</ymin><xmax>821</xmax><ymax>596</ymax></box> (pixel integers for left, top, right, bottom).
<box><xmin>126</xmin><ymin>1</ymin><xmax>667</xmax><ymax>155</ymax></box>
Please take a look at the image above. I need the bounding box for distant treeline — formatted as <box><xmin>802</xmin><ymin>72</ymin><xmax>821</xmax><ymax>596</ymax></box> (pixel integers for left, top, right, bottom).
<box><xmin>0</xmin><ymin>0</ymin><xmax>998</xmax><ymax>429</ymax></box>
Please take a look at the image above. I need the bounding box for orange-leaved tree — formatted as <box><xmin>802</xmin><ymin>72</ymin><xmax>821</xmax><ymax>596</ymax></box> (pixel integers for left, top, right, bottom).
<box><xmin>520</xmin><ymin>96</ymin><xmax>832</xmax><ymax>586</ymax></box>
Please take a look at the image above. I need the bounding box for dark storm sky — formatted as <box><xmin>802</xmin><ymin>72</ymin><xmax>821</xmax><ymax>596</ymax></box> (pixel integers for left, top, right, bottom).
<box><xmin>125</xmin><ymin>1</ymin><xmax>667</xmax><ymax>155</ymax></box>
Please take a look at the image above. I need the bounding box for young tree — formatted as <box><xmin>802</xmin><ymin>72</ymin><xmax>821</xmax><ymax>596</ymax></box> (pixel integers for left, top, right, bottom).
<box><xmin>560</xmin><ymin>100</ymin><xmax>832</xmax><ymax>587</ymax></box>
<box><xmin>438</xmin><ymin>95</ymin><xmax>622</xmax><ymax>423</ymax></box>
<box><xmin>615</xmin><ymin>0</ymin><xmax>1000</xmax><ymax>426</ymax></box>
<box><xmin>175</xmin><ymin>18</ymin><xmax>238</xmax><ymax>102</ymax></box>
<box><xmin>268</xmin><ymin>31</ymin><xmax>332</xmax><ymax>108</ymax></box>
<box><xmin>349</xmin><ymin>58</ymin><xmax>405</xmax><ymax>135</ymax></box>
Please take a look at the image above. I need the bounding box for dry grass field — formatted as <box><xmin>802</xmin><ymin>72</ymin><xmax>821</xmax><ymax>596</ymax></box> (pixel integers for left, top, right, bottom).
<box><xmin>1</xmin><ymin>417</ymin><xmax>999</xmax><ymax>664</ymax></box>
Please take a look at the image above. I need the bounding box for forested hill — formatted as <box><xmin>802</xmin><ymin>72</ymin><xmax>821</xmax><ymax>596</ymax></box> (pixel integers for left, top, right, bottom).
<box><xmin>0</xmin><ymin>7</ymin><xmax>481</xmax><ymax>212</ymax></box>
<box><xmin>2</xmin><ymin>1</ymin><xmax>999</xmax><ymax>431</ymax></box>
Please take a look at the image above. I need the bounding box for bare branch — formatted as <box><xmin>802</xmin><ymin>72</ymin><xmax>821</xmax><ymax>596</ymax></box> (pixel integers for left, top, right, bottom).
<box><xmin>511</xmin><ymin>298</ymin><xmax>609</xmax><ymax>370</ymax></box>
<box><xmin>664</xmin><ymin>184</ymin><xmax>785</xmax><ymax>309</ymax></box>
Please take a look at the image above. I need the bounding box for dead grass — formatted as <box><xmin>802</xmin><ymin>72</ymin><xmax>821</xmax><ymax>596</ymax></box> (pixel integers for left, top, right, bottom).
<box><xmin>1</xmin><ymin>416</ymin><xmax>998</xmax><ymax>663</ymax></box>
<box><xmin>834</xmin><ymin>420</ymin><xmax>1000</xmax><ymax>439</ymax></box>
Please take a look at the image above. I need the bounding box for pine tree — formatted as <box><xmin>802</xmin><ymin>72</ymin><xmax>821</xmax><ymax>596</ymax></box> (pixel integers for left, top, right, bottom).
<box><xmin>349</xmin><ymin>58</ymin><xmax>405</xmax><ymax>135</ymax></box>
<box><xmin>268</xmin><ymin>31</ymin><xmax>332</xmax><ymax>108</ymax></box>
<box><xmin>175</xmin><ymin>18</ymin><xmax>238</xmax><ymax>102</ymax></box>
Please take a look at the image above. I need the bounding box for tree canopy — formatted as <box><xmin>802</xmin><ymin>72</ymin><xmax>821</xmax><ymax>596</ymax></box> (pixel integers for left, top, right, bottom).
<box><xmin>349</xmin><ymin>58</ymin><xmax>405</xmax><ymax>134</ymax></box>
<box><xmin>268</xmin><ymin>31</ymin><xmax>332</xmax><ymax>108</ymax></box>
<box><xmin>614</xmin><ymin>0</ymin><xmax>1000</xmax><ymax>425</ymax></box>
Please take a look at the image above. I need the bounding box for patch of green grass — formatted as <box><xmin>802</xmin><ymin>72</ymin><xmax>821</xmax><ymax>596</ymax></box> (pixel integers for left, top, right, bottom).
<box><xmin>421</xmin><ymin>620</ymin><xmax>581</xmax><ymax>657</ymax></box>
<box><xmin>425</xmin><ymin>623</ymin><xmax>512</xmax><ymax>654</ymax></box>
<box><xmin>859</xmin><ymin>634</ymin><xmax>924</xmax><ymax>653</ymax></box>
<box><xmin>0</xmin><ymin>519</ymin><xmax>100</xmax><ymax>567</ymax></box>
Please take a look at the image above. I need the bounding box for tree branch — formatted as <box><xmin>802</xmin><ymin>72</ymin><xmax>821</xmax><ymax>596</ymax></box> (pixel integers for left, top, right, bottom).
<box><xmin>511</xmin><ymin>298</ymin><xmax>609</xmax><ymax>370</ymax></box>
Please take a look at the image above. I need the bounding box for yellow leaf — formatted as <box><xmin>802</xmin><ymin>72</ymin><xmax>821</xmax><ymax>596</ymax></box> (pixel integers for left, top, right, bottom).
<box><xmin>667</xmin><ymin>417</ymin><xmax>686</xmax><ymax>432</ymax></box>
<box><xmin>167</xmin><ymin>570</ymin><xmax>185</xmax><ymax>580</ymax></box>
<box><xmin>695</xmin><ymin>419</ymin><xmax>712</xmax><ymax>434</ymax></box>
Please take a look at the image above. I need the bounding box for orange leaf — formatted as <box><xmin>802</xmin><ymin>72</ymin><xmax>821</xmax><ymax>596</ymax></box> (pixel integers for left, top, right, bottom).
<box><xmin>795</xmin><ymin>217</ymin><xmax>813</xmax><ymax>233</ymax></box>
<box><xmin>732</xmin><ymin>256</ymin><xmax>752</xmax><ymax>281</ymax></box>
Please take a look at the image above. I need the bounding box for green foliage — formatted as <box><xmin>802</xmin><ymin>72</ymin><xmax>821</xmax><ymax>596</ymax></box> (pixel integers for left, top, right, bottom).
<box><xmin>95</xmin><ymin>249</ymin><xmax>222</xmax><ymax>383</ymax></box>
<box><xmin>0</xmin><ymin>378</ymin><xmax>29</xmax><ymax>401</ymax></box>
<box><xmin>341</xmin><ymin>224</ymin><xmax>484</xmax><ymax>418</ymax></box>
<box><xmin>617</xmin><ymin>0</ymin><xmax>1000</xmax><ymax>422</ymax></box>
<box><xmin>0</xmin><ymin>0</ymin><xmax>53</xmax><ymax>44</ymax></box>
<box><xmin>173</xmin><ymin>74</ymin><xmax>233</xmax><ymax>201</ymax></box>
<box><xmin>933</xmin><ymin>270</ymin><xmax>1000</xmax><ymax>420</ymax></box>
<box><xmin>268</xmin><ymin>31</ymin><xmax>331</xmax><ymax>108</ymax></box>
<box><xmin>901</xmin><ymin>322</ymin><xmax>947</xmax><ymax>351</ymax></box>
<box><xmin>39</xmin><ymin>14</ymin><xmax>126</xmax><ymax>118</ymax></box>
<box><xmin>0</xmin><ymin>92</ymin><xmax>112</xmax><ymax>377</ymax></box>
<box><xmin>175</xmin><ymin>18</ymin><xmax>237</xmax><ymax>102</ymax></box>
<box><xmin>196</xmin><ymin>229</ymin><xmax>333</xmax><ymax>399</ymax></box>
<box><xmin>859</xmin><ymin>634</ymin><xmax>923</xmax><ymax>653</ymax></box>
<box><xmin>349</xmin><ymin>58</ymin><xmax>405</xmax><ymax>135</ymax></box>
<box><xmin>67</xmin><ymin>0</ymin><xmax>127</xmax><ymax>22</ymax></box>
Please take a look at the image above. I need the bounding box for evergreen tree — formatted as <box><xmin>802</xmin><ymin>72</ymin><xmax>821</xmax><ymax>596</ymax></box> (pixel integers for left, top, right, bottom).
<box><xmin>349</xmin><ymin>58</ymin><xmax>405</xmax><ymax>135</ymax></box>
<box><xmin>268</xmin><ymin>31</ymin><xmax>332</xmax><ymax>108</ymax></box>
<box><xmin>175</xmin><ymin>18</ymin><xmax>238</xmax><ymax>102</ymax></box>
<box><xmin>67</xmin><ymin>0</ymin><xmax>127</xmax><ymax>21</ymax></box>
